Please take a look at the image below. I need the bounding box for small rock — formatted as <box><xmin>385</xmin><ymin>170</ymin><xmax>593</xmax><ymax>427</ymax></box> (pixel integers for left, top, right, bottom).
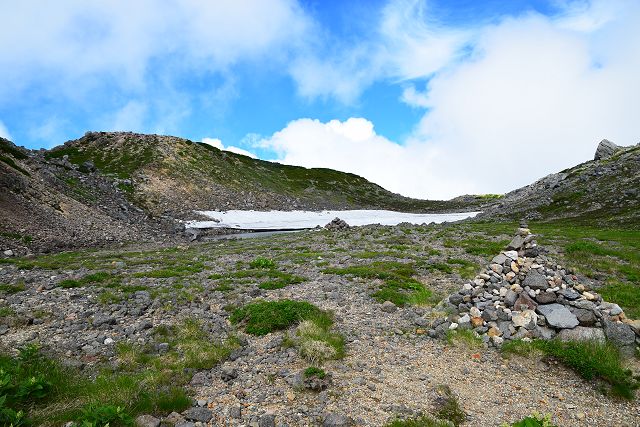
<box><xmin>381</xmin><ymin>300</ymin><xmax>397</xmax><ymax>313</ymax></box>
<box><xmin>183</xmin><ymin>407</ymin><xmax>213</xmax><ymax>422</ymax></box>
<box><xmin>323</xmin><ymin>413</ymin><xmax>354</xmax><ymax>427</ymax></box>
<box><xmin>135</xmin><ymin>414</ymin><xmax>160</xmax><ymax>427</ymax></box>
<box><xmin>558</xmin><ymin>326</ymin><xmax>605</xmax><ymax>343</ymax></box>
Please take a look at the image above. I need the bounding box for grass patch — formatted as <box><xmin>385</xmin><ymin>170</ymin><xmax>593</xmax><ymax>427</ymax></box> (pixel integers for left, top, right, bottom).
<box><xmin>502</xmin><ymin>339</ymin><xmax>639</xmax><ymax>399</ymax></box>
<box><xmin>323</xmin><ymin>261</ymin><xmax>433</xmax><ymax>306</ymax></box>
<box><xmin>434</xmin><ymin>385</ymin><xmax>466</xmax><ymax>427</ymax></box>
<box><xmin>0</xmin><ymin>282</ymin><xmax>26</xmax><ymax>294</ymax></box>
<box><xmin>210</xmin><ymin>268</ymin><xmax>306</xmax><ymax>290</ymax></box>
<box><xmin>293</xmin><ymin>317</ymin><xmax>345</xmax><ymax>365</ymax></box>
<box><xmin>303</xmin><ymin>366</ymin><xmax>326</xmax><ymax>379</ymax></box>
<box><xmin>59</xmin><ymin>272</ymin><xmax>118</xmax><ymax>289</ymax></box>
<box><xmin>599</xmin><ymin>282</ymin><xmax>640</xmax><ymax>319</ymax></box>
<box><xmin>507</xmin><ymin>413</ymin><xmax>557</xmax><ymax>427</ymax></box>
<box><xmin>230</xmin><ymin>300</ymin><xmax>328</xmax><ymax>336</ymax></box>
<box><xmin>249</xmin><ymin>257</ymin><xmax>277</xmax><ymax>269</ymax></box>
<box><xmin>446</xmin><ymin>330</ymin><xmax>483</xmax><ymax>349</ymax></box>
<box><xmin>133</xmin><ymin>263</ymin><xmax>204</xmax><ymax>278</ymax></box>
<box><xmin>0</xmin><ymin>344</ymin><xmax>191</xmax><ymax>426</ymax></box>
<box><xmin>385</xmin><ymin>416</ymin><xmax>454</xmax><ymax>427</ymax></box>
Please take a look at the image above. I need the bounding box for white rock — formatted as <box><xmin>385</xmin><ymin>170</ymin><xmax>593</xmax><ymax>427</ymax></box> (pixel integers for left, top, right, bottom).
<box><xmin>499</xmin><ymin>288</ymin><xmax>508</xmax><ymax>297</ymax></box>
<box><xmin>104</xmin><ymin>338</ymin><xmax>114</xmax><ymax>345</ymax></box>
<box><xmin>449</xmin><ymin>323</ymin><xmax>458</xmax><ymax>330</ymax></box>
<box><xmin>470</xmin><ymin>307</ymin><xmax>481</xmax><ymax>317</ymax></box>
<box><xmin>459</xmin><ymin>314</ymin><xmax>470</xmax><ymax>323</ymax></box>
<box><xmin>3</xmin><ymin>250</ymin><xmax>13</xmax><ymax>257</ymax></box>
<box><xmin>462</xmin><ymin>283</ymin><xmax>473</xmax><ymax>291</ymax></box>
<box><xmin>504</xmin><ymin>250</ymin><xmax>518</xmax><ymax>259</ymax></box>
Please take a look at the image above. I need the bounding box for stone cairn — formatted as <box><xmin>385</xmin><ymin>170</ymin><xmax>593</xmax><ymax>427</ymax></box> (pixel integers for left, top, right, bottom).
<box><xmin>324</xmin><ymin>217</ymin><xmax>350</xmax><ymax>231</ymax></box>
<box><xmin>430</xmin><ymin>227</ymin><xmax>640</xmax><ymax>356</ymax></box>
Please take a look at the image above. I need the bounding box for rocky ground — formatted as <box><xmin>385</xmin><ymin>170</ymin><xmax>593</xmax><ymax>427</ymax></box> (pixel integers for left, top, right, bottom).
<box><xmin>1</xmin><ymin>222</ymin><xmax>639</xmax><ymax>426</ymax></box>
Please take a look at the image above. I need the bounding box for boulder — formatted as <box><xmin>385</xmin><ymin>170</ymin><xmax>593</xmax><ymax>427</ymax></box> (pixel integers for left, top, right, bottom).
<box><xmin>513</xmin><ymin>292</ymin><xmax>537</xmax><ymax>311</ymax></box>
<box><xmin>602</xmin><ymin>319</ymin><xmax>637</xmax><ymax>356</ymax></box>
<box><xmin>536</xmin><ymin>304</ymin><xmax>579</xmax><ymax>329</ymax></box>
<box><xmin>507</xmin><ymin>235</ymin><xmax>526</xmax><ymax>250</ymax></box>
<box><xmin>135</xmin><ymin>415</ymin><xmax>160</xmax><ymax>427</ymax></box>
<box><xmin>522</xmin><ymin>270</ymin><xmax>548</xmax><ymax>290</ymax></box>
<box><xmin>558</xmin><ymin>326</ymin><xmax>605</xmax><ymax>343</ymax></box>
<box><xmin>594</xmin><ymin>139</ymin><xmax>621</xmax><ymax>160</ymax></box>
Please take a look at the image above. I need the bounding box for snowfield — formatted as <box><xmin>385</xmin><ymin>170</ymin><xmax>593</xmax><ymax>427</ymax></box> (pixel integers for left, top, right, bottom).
<box><xmin>186</xmin><ymin>210</ymin><xmax>480</xmax><ymax>230</ymax></box>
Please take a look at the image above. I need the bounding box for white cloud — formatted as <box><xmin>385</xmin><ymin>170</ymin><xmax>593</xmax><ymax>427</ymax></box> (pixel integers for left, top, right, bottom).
<box><xmin>0</xmin><ymin>0</ymin><xmax>310</xmax><ymax>102</ymax></box>
<box><xmin>202</xmin><ymin>137</ymin><xmax>256</xmax><ymax>158</ymax></box>
<box><xmin>289</xmin><ymin>0</ymin><xmax>468</xmax><ymax>102</ymax></box>
<box><xmin>0</xmin><ymin>121</ymin><xmax>11</xmax><ymax>140</ymax></box>
<box><xmin>258</xmin><ymin>118</ymin><xmax>465</xmax><ymax>199</ymax></box>
<box><xmin>262</xmin><ymin>0</ymin><xmax>640</xmax><ymax>199</ymax></box>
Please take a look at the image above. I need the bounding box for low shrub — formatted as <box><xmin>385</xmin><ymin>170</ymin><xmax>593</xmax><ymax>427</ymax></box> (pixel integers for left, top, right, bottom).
<box><xmin>502</xmin><ymin>339</ymin><xmax>639</xmax><ymax>399</ymax></box>
<box><xmin>385</xmin><ymin>415</ymin><xmax>453</xmax><ymax>427</ymax></box>
<box><xmin>230</xmin><ymin>300</ymin><xmax>327</xmax><ymax>336</ymax></box>
<box><xmin>249</xmin><ymin>257</ymin><xmax>277</xmax><ymax>269</ymax></box>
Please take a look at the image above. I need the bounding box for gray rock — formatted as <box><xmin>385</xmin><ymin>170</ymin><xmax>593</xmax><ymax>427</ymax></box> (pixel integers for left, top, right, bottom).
<box><xmin>536</xmin><ymin>304</ymin><xmax>579</xmax><ymax>329</ymax></box>
<box><xmin>570</xmin><ymin>308</ymin><xmax>597</xmax><ymax>326</ymax></box>
<box><xmin>221</xmin><ymin>366</ymin><xmax>238</xmax><ymax>382</ymax></box>
<box><xmin>381</xmin><ymin>300</ymin><xmax>397</xmax><ymax>313</ymax></box>
<box><xmin>514</xmin><ymin>292</ymin><xmax>537</xmax><ymax>311</ymax></box>
<box><xmin>135</xmin><ymin>414</ymin><xmax>160</xmax><ymax>427</ymax></box>
<box><xmin>323</xmin><ymin>413</ymin><xmax>354</xmax><ymax>427</ymax></box>
<box><xmin>183</xmin><ymin>407</ymin><xmax>213</xmax><ymax>422</ymax></box>
<box><xmin>229</xmin><ymin>406</ymin><xmax>242</xmax><ymax>418</ymax></box>
<box><xmin>449</xmin><ymin>294</ymin><xmax>463</xmax><ymax>305</ymax></box>
<box><xmin>594</xmin><ymin>139</ymin><xmax>621</xmax><ymax>160</ymax></box>
<box><xmin>522</xmin><ymin>270</ymin><xmax>548</xmax><ymax>290</ymax></box>
<box><xmin>504</xmin><ymin>290</ymin><xmax>519</xmax><ymax>307</ymax></box>
<box><xmin>258</xmin><ymin>414</ymin><xmax>276</xmax><ymax>427</ymax></box>
<box><xmin>491</xmin><ymin>254</ymin><xmax>508</xmax><ymax>265</ymax></box>
<box><xmin>602</xmin><ymin>319</ymin><xmax>636</xmax><ymax>356</ymax></box>
<box><xmin>92</xmin><ymin>315</ymin><xmax>116</xmax><ymax>327</ymax></box>
<box><xmin>507</xmin><ymin>235</ymin><xmax>525</xmax><ymax>250</ymax></box>
<box><xmin>535</xmin><ymin>292</ymin><xmax>557</xmax><ymax>304</ymax></box>
<box><xmin>558</xmin><ymin>288</ymin><xmax>580</xmax><ymax>301</ymax></box>
<box><xmin>558</xmin><ymin>326</ymin><xmax>605</xmax><ymax>343</ymax></box>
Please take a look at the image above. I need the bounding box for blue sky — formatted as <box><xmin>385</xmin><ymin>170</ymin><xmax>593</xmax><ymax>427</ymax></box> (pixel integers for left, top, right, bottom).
<box><xmin>1</xmin><ymin>0</ymin><xmax>639</xmax><ymax>199</ymax></box>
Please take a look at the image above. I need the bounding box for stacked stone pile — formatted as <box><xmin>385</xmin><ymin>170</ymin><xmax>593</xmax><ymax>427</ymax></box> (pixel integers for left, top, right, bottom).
<box><xmin>325</xmin><ymin>217</ymin><xmax>350</xmax><ymax>231</ymax></box>
<box><xmin>430</xmin><ymin>227</ymin><xmax>640</xmax><ymax>355</ymax></box>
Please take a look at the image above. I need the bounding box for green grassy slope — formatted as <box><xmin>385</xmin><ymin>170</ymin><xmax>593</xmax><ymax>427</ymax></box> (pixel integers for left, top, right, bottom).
<box><xmin>46</xmin><ymin>132</ymin><xmax>490</xmax><ymax>214</ymax></box>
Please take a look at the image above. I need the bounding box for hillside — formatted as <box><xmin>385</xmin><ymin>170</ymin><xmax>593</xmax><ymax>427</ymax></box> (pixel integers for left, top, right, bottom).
<box><xmin>0</xmin><ymin>132</ymin><xmax>490</xmax><ymax>253</ymax></box>
<box><xmin>480</xmin><ymin>140</ymin><xmax>640</xmax><ymax>226</ymax></box>
<box><xmin>45</xmin><ymin>132</ymin><xmax>489</xmax><ymax>216</ymax></box>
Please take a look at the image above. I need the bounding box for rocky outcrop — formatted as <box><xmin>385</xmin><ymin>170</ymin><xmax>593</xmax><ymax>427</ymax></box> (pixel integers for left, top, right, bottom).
<box><xmin>594</xmin><ymin>139</ymin><xmax>622</xmax><ymax>160</ymax></box>
<box><xmin>433</xmin><ymin>227</ymin><xmax>639</xmax><ymax>355</ymax></box>
<box><xmin>479</xmin><ymin>139</ymin><xmax>640</xmax><ymax>225</ymax></box>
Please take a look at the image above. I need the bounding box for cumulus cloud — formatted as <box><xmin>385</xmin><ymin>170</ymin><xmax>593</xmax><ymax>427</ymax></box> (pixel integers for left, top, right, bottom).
<box><xmin>258</xmin><ymin>118</ymin><xmax>468</xmax><ymax>199</ymax></box>
<box><xmin>202</xmin><ymin>137</ymin><xmax>257</xmax><ymax>158</ymax></box>
<box><xmin>0</xmin><ymin>121</ymin><xmax>11</xmax><ymax>140</ymax></box>
<box><xmin>263</xmin><ymin>0</ymin><xmax>640</xmax><ymax>199</ymax></box>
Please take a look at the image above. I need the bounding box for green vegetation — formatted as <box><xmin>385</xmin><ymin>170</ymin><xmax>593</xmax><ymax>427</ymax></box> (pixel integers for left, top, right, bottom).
<box><xmin>501</xmin><ymin>339</ymin><xmax>639</xmax><ymax>399</ymax></box>
<box><xmin>0</xmin><ymin>321</ymin><xmax>228</xmax><ymax>424</ymax></box>
<box><xmin>445</xmin><ymin>329</ymin><xmax>483</xmax><ymax>349</ymax></box>
<box><xmin>446</xmin><ymin>258</ymin><xmax>479</xmax><ymax>279</ymax></box>
<box><xmin>323</xmin><ymin>261</ymin><xmax>434</xmax><ymax>306</ymax></box>
<box><xmin>385</xmin><ymin>416</ymin><xmax>454</xmax><ymax>427</ymax></box>
<box><xmin>249</xmin><ymin>257</ymin><xmax>277</xmax><ymax>269</ymax></box>
<box><xmin>210</xmin><ymin>268</ymin><xmax>306</xmax><ymax>291</ymax></box>
<box><xmin>231</xmin><ymin>300</ymin><xmax>344</xmax><ymax>363</ymax></box>
<box><xmin>434</xmin><ymin>385</ymin><xmax>466</xmax><ymax>427</ymax></box>
<box><xmin>0</xmin><ymin>155</ymin><xmax>31</xmax><ymax>176</ymax></box>
<box><xmin>599</xmin><ymin>283</ymin><xmax>640</xmax><ymax>319</ymax></box>
<box><xmin>303</xmin><ymin>366</ymin><xmax>326</xmax><ymax>379</ymax></box>
<box><xmin>506</xmin><ymin>413</ymin><xmax>557</xmax><ymax>427</ymax></box>
<box><xmin>0</xmin><ymin>282</ymin><xmax>26</xmax><ymax>294</ymax></box>
<box><xmin>0</xmin><ymin>231</ymin><xmax>32</xmax><ymax>244</ymax></box>
<box><xmin>59</xmin><ymin>272</ymin><xmax>117</xmax><ymax>289</ymax></box>
<box><xmin>293</xmin><ymin>317</ymin><xmax>345</xmax><ymax>364</ymax></box>
<box><xmin>133</xmin><ymin>263</ymin><xmax>205</xmax><ymax>278</ymax></box>
<box><xmin>0</xmin><ymin>344</ymin><xmax>189</xmax><ymax>426</ymax></box>
<box><xmin>230</xmin><ymin>300</ymin><xmax>328</xmax><ymax>336</ymax></box>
